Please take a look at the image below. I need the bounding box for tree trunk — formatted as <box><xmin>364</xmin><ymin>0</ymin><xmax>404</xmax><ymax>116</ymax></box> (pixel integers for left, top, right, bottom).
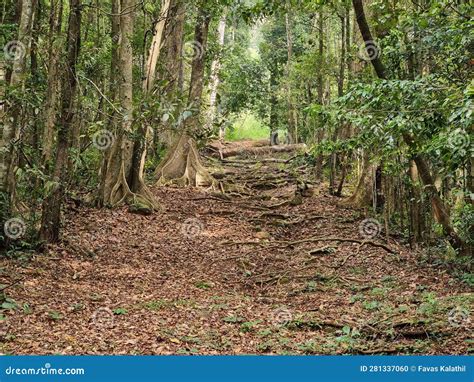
<box><xmin>0</xmin><ymin>0</ymin><xmax>34</xmax><ymax>203</ymax></box>
<box><xmin>285</xmin><ymin>12</ymin><xmax>297</xmax><ymax>144</ymax></box>
<box><xmin>142</xmin><ymin>0</ymin><xmax>171</xmax><ymax>93</ymax></box>
<box><xmin>330</xmin><ymin>13</ymin><xmax>346</xmax><ymax>195</ymax></box>
<box><xmin>162</xmin><ymin>0</ymin><xmax>185</xmax><ymax>95</ymax></box>
<box><xmin>100</xmin><ymin>0</ymin><xmax>158</xmax><ymax>209</ymax></box>
<box><xmin>98</xmin><ymin>0</ymin><xmax>120</xmax><ymax>206</ymax></box>
<box><xmin>42</xmin><ymin>0</ymin><xmax>63</xmax><ymax>166</ymax></box>
<box><xmin>206</xmin><ymin>13</ymin><xmax>227</xmax><ymax>139</ymax></box>
<box><xmin>129</xmin><ymin>0</ymin><xmax>171</xmax><ymax>194</ymax></box>
<box><xmin>155</xmin><ymin>8</ymin><xmax>216</xmax><ymax>189</ymax></box>
<box><xmin>314</xmin><ymin>11</ymin><xmax>325</xmax><ymax>179</ymax></box>
<box><xmin>39</xmin><ymin>0</ymin><xmax>81</xmax><ymax>242</ymax></box>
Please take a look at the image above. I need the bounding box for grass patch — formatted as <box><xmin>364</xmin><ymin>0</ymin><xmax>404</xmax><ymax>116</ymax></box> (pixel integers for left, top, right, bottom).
<box><xmin>225</xmin><ymin>112</ymin><xmax>268</xmax><ymax>141</ymax></box>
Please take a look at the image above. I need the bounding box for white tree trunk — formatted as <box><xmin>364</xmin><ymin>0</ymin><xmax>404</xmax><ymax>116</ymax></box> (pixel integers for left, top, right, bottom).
<box><xmin>206</xmin><ymin>14</ymin><xmax>227</xmax><ymax>139</ymax></box>
<box><xmin>142</xmin><ymin>0</ymin><xmax>171</xmax><ymax>93</ymax></box>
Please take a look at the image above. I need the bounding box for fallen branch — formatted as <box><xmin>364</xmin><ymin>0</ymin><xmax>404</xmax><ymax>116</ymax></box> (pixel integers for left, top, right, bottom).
<box><xmin>219</xmin><ymin>144</ymin><xmax>307</xmax><ymax>159</ymax></box>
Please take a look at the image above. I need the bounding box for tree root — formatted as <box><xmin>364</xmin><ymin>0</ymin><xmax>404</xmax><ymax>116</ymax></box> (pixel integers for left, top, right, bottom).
<box><xmin>155</xmin><ymin>134</ymin><xmax>218</xmax><ymax>189</ymax></box>
<box><xmin>220</xmin><ymin>236</ymin><xmax>396</xmax><ymax>254</ymax></box>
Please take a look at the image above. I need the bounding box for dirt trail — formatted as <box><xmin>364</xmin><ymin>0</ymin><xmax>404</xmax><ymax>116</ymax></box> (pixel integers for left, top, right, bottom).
<box><xmin>0</xmin><ymin>141</ymin><xmax>471</xmax><ymax>354</ymax></box>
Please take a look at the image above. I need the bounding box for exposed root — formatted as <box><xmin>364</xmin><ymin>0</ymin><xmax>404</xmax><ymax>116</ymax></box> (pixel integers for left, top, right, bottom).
<box><xmin>155</xmin><ymin>134</ymin><xmax>218</xmax><ymax>189</ymax></box>
<box><xmin>220</xmin><ymin>236</ymin><xmax>396</xmax><ymax>254</ymax></box>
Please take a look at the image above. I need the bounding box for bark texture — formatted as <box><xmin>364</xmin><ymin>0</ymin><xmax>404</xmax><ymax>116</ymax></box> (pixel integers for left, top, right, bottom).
<box><xmin>39</xmin><ymin>0</ymin><xmax>81</xmax><ymax>242</ymax></box>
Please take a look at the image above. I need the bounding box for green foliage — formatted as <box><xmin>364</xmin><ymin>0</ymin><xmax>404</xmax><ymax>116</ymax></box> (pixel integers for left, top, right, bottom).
<box><xmin>113</xmin><ymin>308</ymin><xmax>128</xmax><ymax>315</ymax></box>
<box><xmin>225</xmin><ymin>112</ymin><xmax>268</xmax><ymax>141</ymax></box>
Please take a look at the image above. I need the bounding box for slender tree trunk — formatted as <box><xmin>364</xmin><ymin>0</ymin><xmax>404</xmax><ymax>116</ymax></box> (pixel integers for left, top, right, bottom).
<box><xmin>0</xmin><ymin>0</ymin><xmax>34</xmax><ymax>202</ymax></box>
<box><xmin>315</xmin><ymin>10</ymin><xmax>325</xmax><ymax>179</ymax></box>
<box><xmin>186</xmin><ymin>9</ymin><xmax>210</xmax><ymax>132</ymax></box>
<box><xmin>330</xmin><ymin>13</ymin><xmax>346</xmax><ymax>195</ymax></box>
<box><xmin>285</xmin><ymin>12</ymin><xmax>297</xmax><ymax>144</ymax></box>
<box><xmin>206</xmin><ymin>13</ymin><xmax>227</xmax><ymax>139</ymax></box>
<box><xmin>29</xmin><ymin>0</ymin><xmax>41</xmax><ymax>154</ymax></box>
<box><xmin>130</xmin><ymin>0</ymin><xmax>171</xmax><ymax>192</ymax></box>
<box><xmin>98</xmin><ymin>0</ymin><xmax>120</xmax><ymax>206</ymax></box>
<box><xmin>42</xmin><ymin>0</ymin><xmax>63</xmax><ymax>166</ymax></box>
<box><xmin>142</xmin><ymin>0</ymin><xmax>171</xmax><ymax>93</ymax></box>
<box><xmin>269</xmin><ymin>72</ymin><xmax>278</xmax><ymax>144</ymax></box>
<box><xmin>39</xmin><ymin>0</ymin><xmax>81</xmax><ymax>242</ymax></box>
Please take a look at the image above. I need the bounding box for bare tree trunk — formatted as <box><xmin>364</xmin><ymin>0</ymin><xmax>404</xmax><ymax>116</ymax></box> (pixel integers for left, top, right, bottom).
<box><xmin>42</xmin><ymin>0</ymin><xmax>63</xmax><ymax>166</ymax></box>
<box><xmin>98</xmin><ymin>0</ymin><xmax>120</xmax><ymax>206</ymax></box>
<box><xmin>206</xmin><ymin>13</ymin><xmax>227</xmax><ymax>139</ymax></box>
<box><xmin>100</xmin><ymin>0</ymin><xmax>134</xmax><ymax>205</ymax></box>
<box><xmin>330</xmin><ymin>13</ymin><xmax>346</xmax><ymax>195</ymax></box>
<box><xmin>39</xmin><ymin>0</ymin><xmax>81</xmax><ymax>242</ymax></box>
<box><xmin>100</xmin><ymin>0</ymin><xmax>159</xmax><ymax>210</ymax></box>
<box><xmin>285</xmin><ymin>12</ymin><xmax>297</xmax><ymax>144</ymax></box>
<box><xmin>0</xmin><ymin>0</ymin><xmax>34</xmax><ymax>202</ymax></box>
<box><xmin>163</xmin><ymin>0</ymin><xmax>185</xmax><ymax>94</ymax></box>
<box><xmin>130</xmin><ymin>0</ymin><xmax>171</xmax><ymax>193</ymax></box>
<box><xmin>142</xmin><ymin>0</ymin><xmax>171</xmax><ymax>93</ymax></box>
<box><xmin>186</xmin><ymin>9</ymin><xmax>211</xmax><ymax>131</ymax></box>
<box><xmin>155</xmin><ymin>8</ymin><xmax>216</xmax><ymax>188</ymax></box>
<box><xmin>314</xmin><ymin>10</ymin><xmax>324</xmax><ymax>179</ymax></box>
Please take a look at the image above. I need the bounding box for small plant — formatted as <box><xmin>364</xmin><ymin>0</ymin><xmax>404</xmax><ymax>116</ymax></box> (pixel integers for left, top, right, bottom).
<box><xmin>417</xmin><ymin>292</ymin><xmax>439</xmax><ymax>316</ymax></box>
<box><xmin>256</xmin><ymin>340</ymin><xmax>274</xmax><ymax>352</ymax></box>
<box><xmin>335</xmin><ymin>326</ymin><xmax>361</xmax><ymax>351</ymax></box>
<box><xmin>22</xmin><ymin>303</ymin><xmax>32</xmax><ymax>314</ymax></box>
<box><xmin>349</xmin><ymin>294</ymin><xmax>364</xmax><ymax>304</ymax></box>
<box><xmin>71</xmin><ymin>303</ymin><xmax>84</xmax><ymax>312</ymax></box>
<box><xmin>195</xmin><ymin>281</ymin><xmax>212</xmax><ymax>290</ymax></box>
<box><xmin>143</xmin><ymin>300</ymin><xmax>168</xmax><ymax>311</ymax></box>
<box><xmin>362</xmin><ymin>300</ymin><xmax>380</xmax><ymax>311</ymax></box>
<box><xmin>223</xmin><ymin>315</ymin><xmax>245</xmax><ymax>323</ymax></box>
<box><xmin>240</xmin><ymin>320</ymin><xmax>261</xmax><ymax>333</ymax></box>
<box><xmin>113</xmin><ymin>308</ymin><xmax>127</xmax><ymax>315</ymax></box>
<box><xmin>258</xmin><ymin>329</ymin><xmax>272</xmax><ymax>337</ymax></box>
<box><xmin>48</xmin><ymin>311</ymin><xmax>63</xmax><ymax>320</ymax></box>
<box><xmin>1</xmin><ymin>298</ymin><xmax>18</xmax><ymax>311</ymax></box>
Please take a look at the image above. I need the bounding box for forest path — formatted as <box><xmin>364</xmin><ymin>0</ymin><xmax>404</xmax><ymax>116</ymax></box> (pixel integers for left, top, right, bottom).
<box><xmin>1</xmin><ymin>141</ymin><xmax>471</xmax><ymax>354</ymax></box>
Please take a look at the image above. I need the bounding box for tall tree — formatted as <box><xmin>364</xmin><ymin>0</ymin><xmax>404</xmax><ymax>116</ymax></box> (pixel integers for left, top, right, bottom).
<box><xmin>206</xmin><ymin>12</ymin><xmax>227</xmax><ymax>139</ymax></box>
<box><xmin>39</xmin><ymin>0</ymin><xmax>81</xmax><ymax>242</ymax></box>
<box><xmin>154</xmin><ymin>6</ymin><xmax>216</xmax><ymax>188</ymax></box>
<box><xmin>42</xmin><ymin>0</ymin><xmax>63</xmax><ymax>166</ymax></box>
<box><xmin>0</xmin><ymin>0</ymin><xmax>35</xmax><ymax>208</ymax></box>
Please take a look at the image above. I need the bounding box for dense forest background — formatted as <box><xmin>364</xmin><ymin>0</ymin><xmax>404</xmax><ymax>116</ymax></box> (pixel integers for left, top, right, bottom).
<box><xmin>1</xmin><ymin>0</ymin><xmax>472</xmax><ymax>257</ymax></box>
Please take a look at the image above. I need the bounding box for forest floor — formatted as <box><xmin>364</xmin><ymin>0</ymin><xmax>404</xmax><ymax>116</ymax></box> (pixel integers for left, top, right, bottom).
<box><xmin>0</xmin><ymin>140</ymin><xmax>472</xmax><ymax>355</ymax></box>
